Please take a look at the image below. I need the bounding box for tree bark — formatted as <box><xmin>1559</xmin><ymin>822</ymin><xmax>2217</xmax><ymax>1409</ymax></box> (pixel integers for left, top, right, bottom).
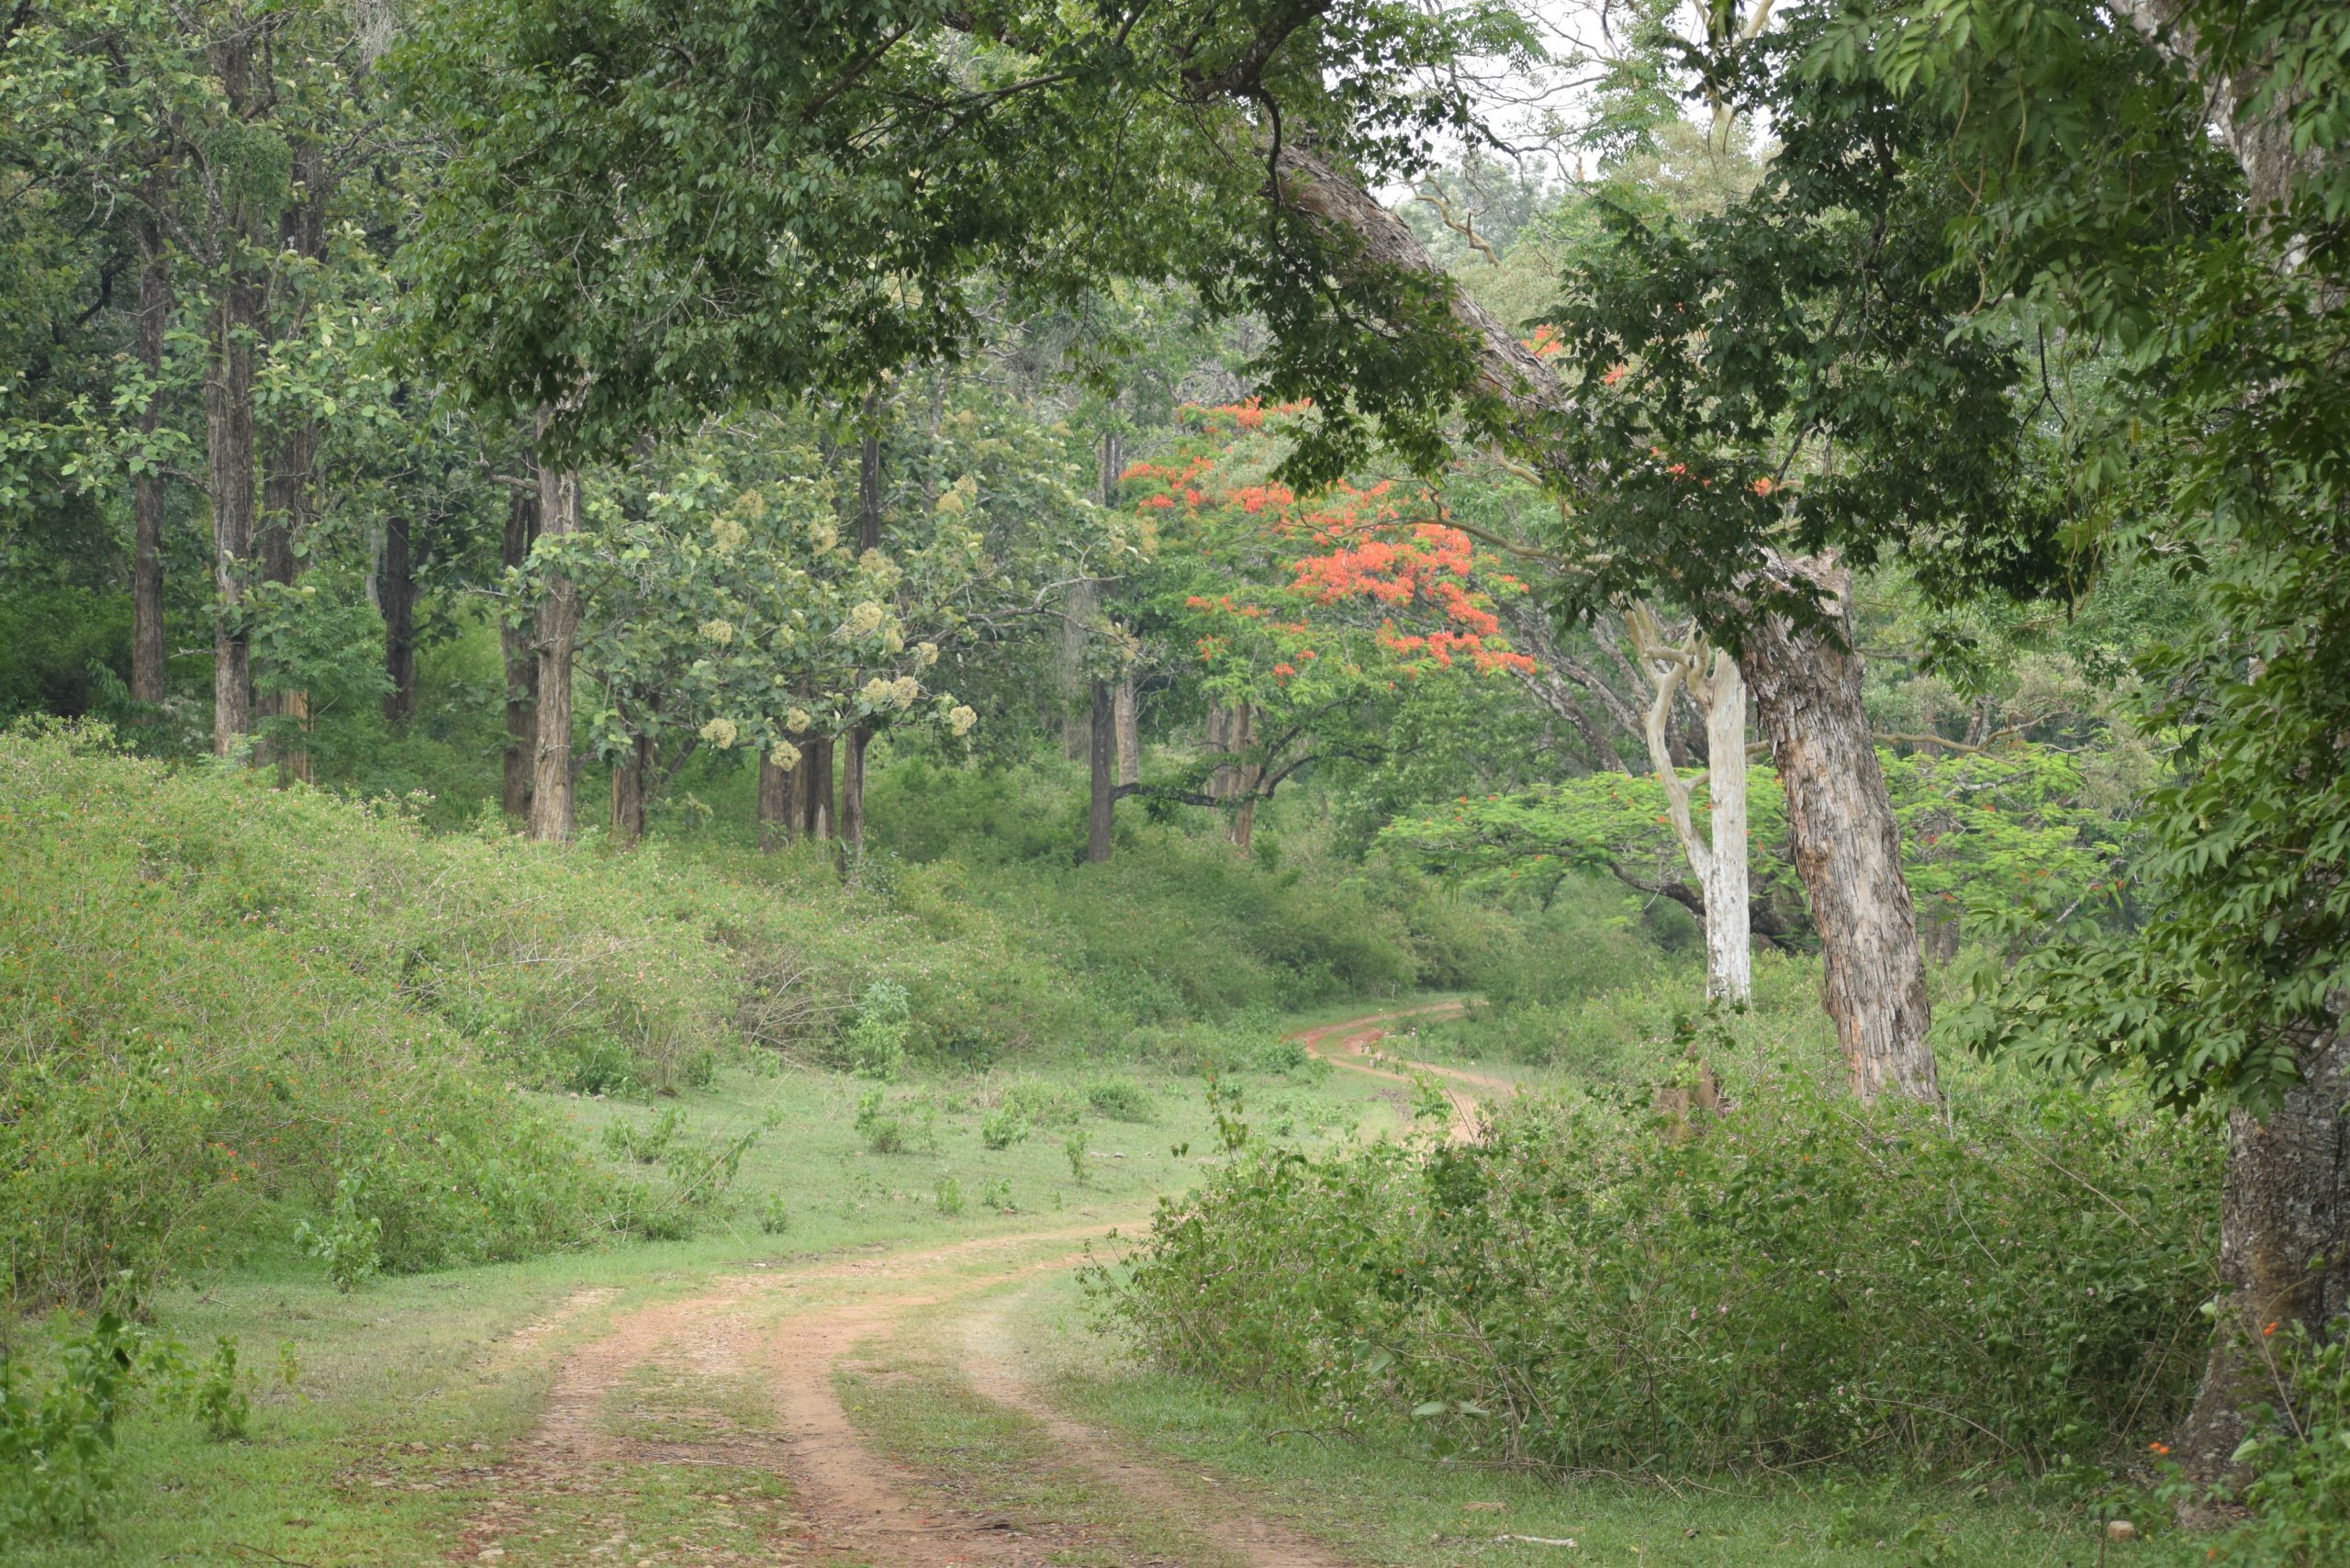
<box><xmin>1114</xmin><ymin>678</ymin><xmax>1141</xmax><ymax>788</ymax></box>
<box><xmin>256</xmin><ymin>141</ymin><xmax>326</xmax><ymax>775</ymax></box>
<box><xmin>527</xmin><ymin>461</ymin><xmax>582</xmax><ymax>843</ymax></box>
<box><xmin>1085</xmin><ymin>677</ymin><xmax>1115</xmax><ymax>863</ymax></box>
<box><xmin>1059</xmin><ymin>579</ymin><xmax>1097</xmax><ymax>760</ymax></box>
<box><xmin>610</xmin><ymin>730</ymin><xmax>650</xmax><ymax>843</ymax></box>
<box><xmin>2173</xmin><ymin>1024</ymin><xmax>2350</xmax><ymax>1480</ymax></box>
<box><xmin>1628</xmin><ymin>609</ymin><xmax>1753</xmax><ymax>1002</ymax></box>
<box><xmin>801</xmin><ymin>734</ymin><xmax>835</xmax><ymax>842</ymax></box>
<box><xmin>1226</xmin><ymin>700</ymin><xmax>1260</xmax><ymax>853</ymax></box>
<box><xmin>840</xmin><ymin>418</ymin><xmax>882</xmax><ymax>849</ymax></box>
<box><xmin>380</xmin><ymin>510</ymin><xmax>417</xmax><ymax>725</ymax></box>
<box><xmin>131</xmin><ymin>196</ymin><xmax>170</xmax><ymax>708</ymax></box>
<box><xmin>500</xmin><ymin>486</ymin><xmax>540</xmax><ymax>821</ymax></box>
<box><xmin>757</xmin><ymin>747</ymin><xmax>799</xmax><ymax>850</ymax></box>
<box><xmin>205</xmin><ymin>34</ymin><xmax>262</xmax><ymax>758</ymax></box>
<box><xmin>1740</xmin><ymin>561</ymin><xmax>1939</xmax><ymax>1103</ymax></box>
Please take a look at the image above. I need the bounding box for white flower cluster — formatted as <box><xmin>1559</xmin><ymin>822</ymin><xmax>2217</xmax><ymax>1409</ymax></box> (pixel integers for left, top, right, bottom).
<box><xmin>915</xmin><ymin>641</ymin><xmax>939</xmax><ymax>668</ymax></box>
<box><xmin>699</xmin><ymin>617</ymin><xmax>735</xmax><ymax>646</ymax></box>
<box><xmin>699</xmin><ymin>716</ymin><xmax>740</xmax><ymax>749</ymax></box>
<box><xmin>710</xmin><ymin>515</ymin><xmax>748</xmax><ymax>557</ymax></box>
<box><xmin>840</xmin><ymin>600</ymin><xmax>886</xmax><ymax>639</ymax></box>
<box><xmin>767</xmin><ymin>740</ymin><xmax>801</xmax><ymax>771</ymax></box>
<box><xmin>948</xmin><ymin>704</ymin><xmax>978</xmax><ymax>737</ymax></box>
<box><xmin>785</xmin><ymin>707</ymin><xmax>812</xmax><ymax>734</ymax></box>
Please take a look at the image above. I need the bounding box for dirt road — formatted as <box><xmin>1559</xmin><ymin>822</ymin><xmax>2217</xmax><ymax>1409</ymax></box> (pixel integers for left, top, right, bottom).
<box><xmin>450</xmin><ymin>1006</ymin><xmax>1494</xmax><ymax>1567</ymax></box>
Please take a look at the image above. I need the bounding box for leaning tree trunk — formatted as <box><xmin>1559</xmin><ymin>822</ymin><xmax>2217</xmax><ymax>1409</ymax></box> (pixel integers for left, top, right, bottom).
<box><xmin>527</xmin><ymin>462</ymin><xmax>581</xmax><ymax>843</ymax></box>
<box><xmin>1739</xmin><ymin>563</ymin><xmax>1938</xmax><ymax>1103</ymax></box>
<box><xmin>1085</xmin><ymin>677</ymin><xmax>1115</xmax><ymax>864</ymax></box>
<box><xmin>131</xmin><ymin>199</ymin><xmax>170</xmax><ymax>708</ymax></box>
<box><xmin>500</xmin><ymin>486</ymin><xmax>540</xmax><ymax>821</ymax></box>
<box><xmin>2174</xmin><ymin>1022</ymin><xmax>2350</xmax><ymax>1480</ymax></box>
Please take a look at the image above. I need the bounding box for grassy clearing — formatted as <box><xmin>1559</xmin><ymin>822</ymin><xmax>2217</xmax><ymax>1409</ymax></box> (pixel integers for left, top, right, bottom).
<box><xmin>6</xmin><ymin>1048</ymin><xmax>1405</xmax><ymax>1566</ymax></box>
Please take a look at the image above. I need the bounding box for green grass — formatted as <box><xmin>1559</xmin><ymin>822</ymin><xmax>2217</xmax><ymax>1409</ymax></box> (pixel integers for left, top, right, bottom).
<box><xmin>7</xmin><ymin>1047</ymin><xmax>1408</xmax><ymax>1566</ymax></box>
<box><xmin>913</xmin><ymin>1272</ymin><xmax>2171</xmax><ymax>1568</ymax></box>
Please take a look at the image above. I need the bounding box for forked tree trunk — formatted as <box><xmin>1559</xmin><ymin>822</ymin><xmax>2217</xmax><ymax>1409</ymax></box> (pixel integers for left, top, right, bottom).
<box><xmin>757</xmin><ymin>747</ymin><xmax>799</xmax><ymax>850</ymax></box>
<box><xmin>380</xmin><ymin>510</ymin><xmax>418</xmax><ymax>726</ymax></box>
<box><xmin>500</xmin><ymin>487</ymin><xmax>540</xmax><ymax>821</ymax></box>
<box><xmin>1739</xmin><ymin>563</ymin><xmax>1938</xmax><ymax>1103</ymax></box>
<box><xmin>2174</xmin><ymin>1024</ymin><xmax>2350</xmax><ymax>1480</ymax></box>
<box><xmin>527</xmin><ymin>461</ymin><xmax>581</xmax><ymax>843</ymax></box>
<box><xmin>131</xmin><ymin>199</ymin><xmax>169</xmax><ymax>708</ymax></box>
<box><xmin>1085</xmin><ymin>677</ymin><xmax>1115</xmax><ymax>864</ymax></box>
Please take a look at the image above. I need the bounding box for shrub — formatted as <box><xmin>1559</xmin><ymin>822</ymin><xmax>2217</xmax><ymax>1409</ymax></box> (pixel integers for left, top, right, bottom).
<box><xmin>755</xmin><ymin>1194</ymin><xmax>791</xmax><ymax>1235</ymax></box>
<box><xmin>1087</xmin><ymin>1079</ymin><xmax>1157</xmax><ymax>1122</ymax></box>
<box><xmin>1064</xmin><ymin>1128</ymin><xmax>1092</xmax><ymax>1185</ymax></box>
<box><xmin>2206</xmin><ymin>1327</ymin><xmax>2350</xmax><ymax>1566</ymax></box>
<box><xmin>1102</xmin><ymin>1071</ymin><xmax>2219</xmax><ymax>1475</ymax></box>
<box><xmin>935</xmin><ymin>1175</ymin><xmax>967</xmax><ymax>1215</ymax></box>
<box><xmin>838</xmin><ymin>979</ymin><xmax>912</xmax><ymax>1081</ymax></box>
<box><xmin>856</xmin><ymin>1089</ymin><xmax>908</xmax><ymax>1154</ymax></box>
<box><xmin>979</xmin><ymin>1106</ymin><xmax>1030</xmax><ymax>1151</ymax></box>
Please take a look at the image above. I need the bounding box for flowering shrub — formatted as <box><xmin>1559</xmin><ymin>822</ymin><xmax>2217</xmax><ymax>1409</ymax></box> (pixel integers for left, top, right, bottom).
<box><xmin>1100</xmin><ymin>1067</ymin><xmax>2218</xmax><ymax>1474</ymax></box>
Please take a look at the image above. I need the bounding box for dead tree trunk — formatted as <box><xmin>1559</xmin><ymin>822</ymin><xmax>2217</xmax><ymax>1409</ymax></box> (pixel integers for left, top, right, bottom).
<box><xmin>1085</xmin><ymin>677</ymin><xmax>1115</xmax><ymax>864</ymax></box>
<box><xmin>1628</xmin><ymin>606</ymin><xmax>1752</xmax><ymax>1003</ymax></box>
<box><xmin>131</xmin><ymin>196</ymin><xmax>170</xmax><ymax>708</ymax></box>
<box><xmin>527</xmin><ymin>460</ymin><xmax>581</xmax><ymax>843</ymax></box>
<box><xmin>1740</xmin><ymin>561</ymin><xmax>1938</xmax><ymax>1103</ymax></box>
<box><xmin>500</xmin><ymin>487</ymin><xmax>540</xmax><ymax>821</ymax></box>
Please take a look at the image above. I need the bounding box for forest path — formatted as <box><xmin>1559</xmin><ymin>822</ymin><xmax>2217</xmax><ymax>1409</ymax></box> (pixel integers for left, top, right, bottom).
<box><xmin>446</xmin><ymin>1005</ymin><xmax>1465</xmax><ymax>1568</ymax></box>
<box><xmin>1290</xmin><ymin>1001</ymin><xmax>1507</xmax><ymax>1140</ymax></box>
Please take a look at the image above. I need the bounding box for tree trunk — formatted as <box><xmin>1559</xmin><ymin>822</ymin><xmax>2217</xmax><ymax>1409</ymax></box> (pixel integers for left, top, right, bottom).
<box><xmin>2174</xmin><ymin>1023</ymin><xmax>2350</xmax><ymax>1481</ymax></box>
<box><xmin>1740</xmin><ymin>562</ymin><xmax>1938</xmax><ymax>1103</ymax></box>
<box><xmin>1701</xmin><ymin>654</ymin><xmax>1752</xmax><ymax>1002</ymax></box>
<box><xmin>757</xmin><ymin>747</ymin><xmax>799</xmax><ymax>851</ymax></box>
<box><xmin>1086</xmin><ymin>677</ymin><xmax>1115</xmax><ymax>864</ymax></box>
<box><xmin>527</xmin><ymin>461</ymin><xmax>581</xmax><ymax>843</ymax></box>
<box><xmin>1114</xmin><ymin>678</ymin><xmax>1140</xmax><ymax>788</ymax></box>
<box><xmin>500</xmin><ymin>486</ymin><xmax>540</xmax><ymax>821</ymax></box>
<box><xmin>841</xmin><ymin>727</ymin><xmax>870</xmax><ymax>850</ymax></box>
<box><xmin>840</xmin><ymin>417</ymin><xmax>883</xmax><ymax>848</ymax></box>
<box><xmin>131</xmin><ymin>198</ymin><xmax>169</xmax><ymax>708</ymax></box>
<box><xmin>1628</xmin><ymin>610</ymin><xmax>1753</xmax><ymax>1003</ymax></box>
<box><xmin>1060</xmin><ymin>578</ymin><xmax>1096</xmax><ymax>761</ymax></box>
<box><xmin>801</xmin><ymin>734</ymin><xmax>835</xmax><ymax>842</ymax></box>
<box><xmin>380</xmin><ymin>510</ymin><xmax>418</xmax><ymax>726</ymax></box>
<box><xmin>256</xmin><ymin>142</ymin><xmax>325</xmax><ymax>775</ymax></box>
<box><xmin>1226</xmin><ymin>700</ymin><xmax>1260</xmax><ymax>852</ymax></box>
<box><xmin>610</xmin><ymin>731</ymin><xmax>650</xmax><ymax>843</ymax></box>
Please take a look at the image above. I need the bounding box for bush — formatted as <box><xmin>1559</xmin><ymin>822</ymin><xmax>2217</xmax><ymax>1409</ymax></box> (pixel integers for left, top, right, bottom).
<box><xmin>979</xmin><ymin>1106</ymin><xmax>1030</xmax><ymax>1151</ymax></box>
<box><xmin>1087</xmin><ymin>1079</ymin><xmax>1157</xmax><ymax>1122</ymax></box>
<box><xmin>1102</xmin><ymin>1070</ymin><xmax>2219</xmax><ymax>1475</ymax></box>
<box><xmin>2207</xmin><ymin>1327</ymin><xmax>2350</xmax><ymax>1566</ymax></box>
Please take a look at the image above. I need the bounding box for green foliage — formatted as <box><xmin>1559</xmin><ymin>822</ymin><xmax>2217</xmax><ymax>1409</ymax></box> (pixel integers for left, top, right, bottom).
<box><xmin>0</xmin><ymin>1316</ymin><xmax>263</xmax><ymax>1539</ymax></box>
<box><xmin>755</xmin><ymin>1193</ymin><xmax>791</xmax><ymax>1236</ymax></box>
<box><xmin>854</xmin><ymin>1090</ymin><xmax>907</xmax><ymax>1156</ymax></box>
<box><xmin>292</xmin><ymin>1167</ymin><xmax>385</xmax><ymax>1294</ymax></box>
<box><xmin>1103</xmin><ymin>1066</ymin><xmax>2218</xmax><ymax>1474</ymax></box>
<box><xmin>1064</xmin><ymin>1128</ymin><xmax>1092</xmax><ymax>1186</ymax></box>
<box><xmin>978</xmin><ymin>1177</ymin><xmax>1015</xmax><ymax>1214</ymax></box>
<box><xmin>978</xmin><ymin>1106</ymin><xmax>1030</xmax><ymax>1152</ymax></box>
<box><xmin>2208</xmin><ymin>1327</ymin><xmax>2350</xmax><ymax>1567</ymax></box>
<box><xmin>1086</xmin><ymin>1080</ymin><xmax>1158</xmax><ymax>1123</ymax></box>
<box><xmin>840</xmin><ymin>980</ymin><xmax>912</xmax><ymax>1081</ymax></box>
<box><xmin>934</xmin><ymin>1176</ymin><xmax>967</xmax><ymax>1217</ymax></box>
